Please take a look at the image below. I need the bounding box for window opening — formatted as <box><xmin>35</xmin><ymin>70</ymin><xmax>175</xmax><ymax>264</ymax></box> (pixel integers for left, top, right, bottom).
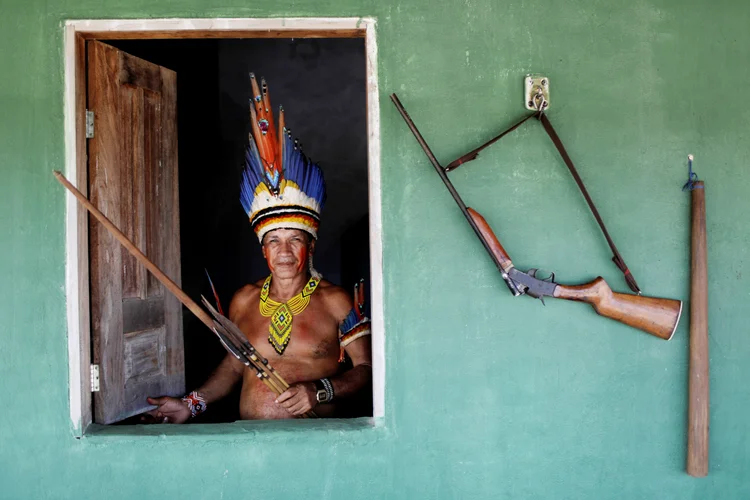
<box><xmin>90</xmin><ymin>37</ymin><xmax>372</xmax><ymax>424</ymax></box>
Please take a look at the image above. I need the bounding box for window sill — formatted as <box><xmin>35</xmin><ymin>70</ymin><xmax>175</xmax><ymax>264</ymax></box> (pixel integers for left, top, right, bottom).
<box><xmin>79</xmin><ymin>416</ymin><xmax>386</xmax><ymax>444</ymax></box>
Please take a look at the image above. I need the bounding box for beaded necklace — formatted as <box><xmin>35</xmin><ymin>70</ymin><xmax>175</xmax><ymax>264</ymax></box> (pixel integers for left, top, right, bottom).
<box><xmin>260</xmin><ymin>275</ymin><xmax>321</xmax><ymax>354</ymax></box>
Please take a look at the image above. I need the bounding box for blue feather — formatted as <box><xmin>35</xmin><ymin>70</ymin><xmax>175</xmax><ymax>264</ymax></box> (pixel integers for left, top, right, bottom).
<box><xmin>240</xmin><ymin>126</ymin><xmax>327</xmax><ymax>217</ymax></box>
<box><xmin>281</xmin><ymin>131</ymin><xmax>327</xmax><ymax>210</ymax></box>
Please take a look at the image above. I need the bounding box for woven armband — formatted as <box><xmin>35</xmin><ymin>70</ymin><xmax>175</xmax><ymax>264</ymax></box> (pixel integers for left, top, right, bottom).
<box><xmin>339</xmin><ymin>309</ymin><xmax>371</xmax><ymax>348</ymax></box>
<box><xmin>181</xmin><ymin>391</ymin><xmax>207</xmax><ymax>418</ymax></box>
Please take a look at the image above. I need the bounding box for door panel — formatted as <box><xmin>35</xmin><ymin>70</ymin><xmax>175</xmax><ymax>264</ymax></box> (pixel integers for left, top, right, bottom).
<box><xmin>87</xmin><ymin>40</ymin><xmax>184</xmax><ymax>424</ymax></box>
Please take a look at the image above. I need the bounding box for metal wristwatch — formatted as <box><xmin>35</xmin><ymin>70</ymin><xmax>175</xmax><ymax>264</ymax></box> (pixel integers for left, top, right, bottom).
<box><xmin>314</xmin><ymin>378</ymin><xmax>334</xmax><ymax>403</ymax></box>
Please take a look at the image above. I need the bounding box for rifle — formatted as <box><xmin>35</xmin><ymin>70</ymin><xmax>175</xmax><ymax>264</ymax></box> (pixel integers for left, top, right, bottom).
<box><xmin>390</xmin><ymin>93</ymin><xmax>682</xmax><ymax>340</ymax></box>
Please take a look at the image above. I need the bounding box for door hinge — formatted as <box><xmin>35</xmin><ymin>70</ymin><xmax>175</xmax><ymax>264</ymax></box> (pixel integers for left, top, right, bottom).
<box><xmin>85</xmin><ymin>110</ymin><xmax>94</xmax><ymax>139</ymax></box>
<box><xmin>90</xmin><ymin>364</ymin><xmax>100</xmax><ymax>392</ymax></box>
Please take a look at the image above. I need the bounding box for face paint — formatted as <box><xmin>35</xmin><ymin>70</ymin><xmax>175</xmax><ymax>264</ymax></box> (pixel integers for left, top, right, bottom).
<box><xmin>261</xmin><ymin>228</ymin><xmax>313</xmax><ymax>279</ymax></box>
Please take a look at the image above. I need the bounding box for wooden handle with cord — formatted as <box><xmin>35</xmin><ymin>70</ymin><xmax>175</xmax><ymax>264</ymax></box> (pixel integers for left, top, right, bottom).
<box><xmin>687</xmin><ymin>180</ymin><xmax>709</xmax><ymax>477</ymax></box>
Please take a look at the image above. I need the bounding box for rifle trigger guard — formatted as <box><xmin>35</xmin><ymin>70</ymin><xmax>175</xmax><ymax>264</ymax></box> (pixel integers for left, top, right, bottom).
<box><xmin>528</xmin><ymin>268</ymin><xmax>556</xmax><ymax>283</ymax></box>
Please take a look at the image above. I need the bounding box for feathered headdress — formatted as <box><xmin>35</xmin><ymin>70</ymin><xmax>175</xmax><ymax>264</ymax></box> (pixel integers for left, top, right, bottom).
<box><xmin>240</xmin><ymin>74</ymin><xmax>327</xmax><ymax>243</ymax></box>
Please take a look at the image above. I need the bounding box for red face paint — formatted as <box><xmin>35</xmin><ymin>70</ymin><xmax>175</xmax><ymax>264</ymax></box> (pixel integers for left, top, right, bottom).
<box><xmin>262</xmin><ymin>228</ymin><xmax>312</xmax><ymax>279</ymax></box>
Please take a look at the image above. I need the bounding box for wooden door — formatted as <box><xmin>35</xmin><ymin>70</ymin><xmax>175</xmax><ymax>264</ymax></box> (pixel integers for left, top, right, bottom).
<box><xmin>87</xmin><ymin>40</ymin><xmax>184</xmax><ymax>424</ymax></box>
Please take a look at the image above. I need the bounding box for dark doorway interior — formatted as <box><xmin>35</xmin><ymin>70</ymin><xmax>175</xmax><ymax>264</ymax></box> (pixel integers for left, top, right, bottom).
<box><xmin>107</xmin><ymin>38</ymin><xmax>370</xmax><ymax>422</ymax></box>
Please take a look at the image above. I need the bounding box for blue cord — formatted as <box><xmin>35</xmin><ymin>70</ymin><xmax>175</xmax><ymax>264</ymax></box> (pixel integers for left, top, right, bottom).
<box><xmin>682</xmin><ymin>155</ymin><xmax>703</xmax><ymax>191</ymax></box>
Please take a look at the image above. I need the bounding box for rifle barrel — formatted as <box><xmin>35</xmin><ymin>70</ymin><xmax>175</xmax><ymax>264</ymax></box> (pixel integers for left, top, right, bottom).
<box><xmin>390</xmin><ymin>94</ymin><xmax>521</xmax><ymax>295</ymax></box>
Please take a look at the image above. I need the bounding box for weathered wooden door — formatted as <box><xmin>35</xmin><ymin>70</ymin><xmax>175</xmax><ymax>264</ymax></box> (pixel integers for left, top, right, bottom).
<box><xmin>87</xmin><ymin>40</ymin><xmax>184</xmax><ymax>424</ymax></box>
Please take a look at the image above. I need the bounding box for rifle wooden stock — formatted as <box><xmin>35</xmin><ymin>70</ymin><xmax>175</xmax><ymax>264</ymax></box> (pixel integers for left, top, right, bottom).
<box><xmin>553</xmin><ymin>279</ymin><xmax>681</xmax><ymax>340</ymax></box>
<box><xmin>468</xmin><ymin>207</ymin><xmax>682</xmax><ymax>340</ymax></box>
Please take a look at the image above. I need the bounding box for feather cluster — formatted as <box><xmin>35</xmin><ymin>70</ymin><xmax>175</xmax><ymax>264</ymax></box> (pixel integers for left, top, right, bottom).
<box><xmin>239</xmin><ymin>74</ymin><xmax>326</xmax><ymax>242</ymax></box>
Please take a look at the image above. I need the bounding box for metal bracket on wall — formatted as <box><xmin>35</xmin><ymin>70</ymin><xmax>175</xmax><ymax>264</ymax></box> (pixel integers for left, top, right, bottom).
<box><xmin>524</xmin><ymin>75</ymin><xmax>549</xmax><ymax>111</ymax></box>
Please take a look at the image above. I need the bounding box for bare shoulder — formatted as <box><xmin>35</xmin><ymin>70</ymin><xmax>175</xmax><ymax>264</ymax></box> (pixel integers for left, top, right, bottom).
<box><xmin>316</xmin><ymin>279</ymin><xmax>353</xmax><ymax>322</ymax></box>
<box><xmin>228</xmin><ymin>281</ymin><xmax>263</xmax><ymax>321</ymax></box>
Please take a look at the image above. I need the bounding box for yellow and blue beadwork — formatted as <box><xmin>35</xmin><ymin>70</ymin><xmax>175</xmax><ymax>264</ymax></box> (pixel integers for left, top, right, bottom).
<box><xmin>260</xmin><ymin>275</ymin><xmax>321</xmax><ymax>354</ymax></box>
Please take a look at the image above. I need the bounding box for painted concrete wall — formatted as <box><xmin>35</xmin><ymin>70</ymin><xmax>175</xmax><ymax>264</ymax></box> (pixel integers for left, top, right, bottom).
<box><xmin>1</xmin><ymin>0</ymin><xmax>749</xmax><ymax>498</ymax></box>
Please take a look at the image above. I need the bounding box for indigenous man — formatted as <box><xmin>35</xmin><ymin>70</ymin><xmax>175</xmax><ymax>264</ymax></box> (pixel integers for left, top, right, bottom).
<box><xmin>145</xmin><ymin>74</ymin><xmax>372</xmax><ymax>422</ymax></box>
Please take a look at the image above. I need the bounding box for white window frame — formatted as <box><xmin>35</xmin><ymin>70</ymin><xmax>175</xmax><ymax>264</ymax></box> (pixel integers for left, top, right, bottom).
<box><xmin>63</xmin><ymin>17</ymin><xmax>384</xmax><ymax>435</ymax></box>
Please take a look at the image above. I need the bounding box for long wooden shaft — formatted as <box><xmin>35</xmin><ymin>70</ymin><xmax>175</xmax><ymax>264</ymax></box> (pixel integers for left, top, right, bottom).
<box><xmin>55</xmin><ymin>170</ymin><xmax>215</xmax><ymax>330</ymax></box>
<box><xmin>687</xmin><ymin>180</ymin><xmax>709</xmax><ymax>477</ymax></box>
<box><xmin>56</xmin><ymin>171</ymin><xmax>317</xmax><ymax>418</ymax></box>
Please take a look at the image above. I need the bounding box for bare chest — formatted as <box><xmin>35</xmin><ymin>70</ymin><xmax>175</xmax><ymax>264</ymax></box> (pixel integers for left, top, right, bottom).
<box><xmin>236</xmin><ymin>296</ymin><xmax>341</xmax><ymax>368</ymax></box>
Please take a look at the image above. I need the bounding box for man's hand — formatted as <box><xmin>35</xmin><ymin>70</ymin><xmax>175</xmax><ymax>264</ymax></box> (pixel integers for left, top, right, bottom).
<box><xmin>140</xmin><ymin>396</ymin><xmax>191</xmax><ymax>424</ymax></box>
<box><xmin>275</xmin><ymin>382</ymin><xmax>317</xmax><ymax>416</ymax></box>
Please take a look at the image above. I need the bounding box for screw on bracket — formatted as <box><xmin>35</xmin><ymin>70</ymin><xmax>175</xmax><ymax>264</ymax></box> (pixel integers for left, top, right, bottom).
<box><xmin>524</xmin><ymin>75</ymin><xmax>550</xmax><ymax>111</ymax></box>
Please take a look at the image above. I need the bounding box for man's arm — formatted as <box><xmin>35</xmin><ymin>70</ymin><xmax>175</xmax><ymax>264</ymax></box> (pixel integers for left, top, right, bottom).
<box><xmin>275</xmin><ymin>285</ymin><xmax>372</xmax><ymax>416</ymax></box>
<box><xmin>330</xmin><ymin>335</ymin><xmax>372</xmax><ymax>399</ymax></box>
<box><xmin>192</xmin><ymin>287</ymin><xmax>254</xmax><ymax>403</ymax></box>
<box><xmin>192</xmin><ymin>354</ymin><xmax>245</xmax><ymax>403</ymax></box>
<box><xmin>276</xmin><ymin>336</ymin><xmax>372</xmax><ymax>417</ymax></box>
<box><xmin>143</xmin><ymin>354</ymin><xmax>244</xmax><ymax>424</ymax></box>
<box><xmin>143</xmin><ymin>287</ymin><xmax>253</xmax><ymax>423</ymax></box>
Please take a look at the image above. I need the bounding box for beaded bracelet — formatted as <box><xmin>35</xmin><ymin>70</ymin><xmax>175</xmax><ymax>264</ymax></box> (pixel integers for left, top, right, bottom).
<box><xmin>181</xmin><ymin>391</ymin><xmax>207</xmax><ymax>418</ymax></box>
<box><xmin>321</xmin><ymin>377</ymin><xmax>334</xmax><ymax>402</ymax></box>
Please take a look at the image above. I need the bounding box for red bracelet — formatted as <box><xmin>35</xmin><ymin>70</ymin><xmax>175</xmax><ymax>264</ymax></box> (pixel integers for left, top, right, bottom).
<box><xmin>181</xmin><ymin>391</ymin><xmax>207</xmax><ymax>418</ymax></box>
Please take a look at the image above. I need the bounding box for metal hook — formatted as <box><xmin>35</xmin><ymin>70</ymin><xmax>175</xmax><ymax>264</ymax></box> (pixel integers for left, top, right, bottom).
<box><xmin>682</xmin><ymin>154</ymin><xmax>700</xmax><ymax>191</ymax></box>
<box><xmin>533</xmin><ymin>88</ymin><xmax>546</xmax><ymax>113</ymax></box>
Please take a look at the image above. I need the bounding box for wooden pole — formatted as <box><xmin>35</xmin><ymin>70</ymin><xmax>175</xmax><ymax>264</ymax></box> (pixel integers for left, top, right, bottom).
<box><xmin>54</xmin><ymin>170</ymin><xmax>316</xmax><ymax>418</ymax></box>
<box><xmin>687</xmin><ymin>178</ymin><xmax>709</xmax><ymax>477</ymax></box>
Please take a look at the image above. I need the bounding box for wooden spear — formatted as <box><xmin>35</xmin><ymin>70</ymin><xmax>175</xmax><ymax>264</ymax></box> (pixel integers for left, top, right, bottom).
<box><xmin>53</xmin><ymin>170</ymin><xmax>316</xmax><ymax>418</ymax></box>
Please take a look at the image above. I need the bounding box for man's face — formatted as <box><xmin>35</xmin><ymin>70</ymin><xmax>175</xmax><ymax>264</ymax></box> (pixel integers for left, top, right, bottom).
<box><xmin>261</xmin><ymin>228</ymin><xmax>314</xmax><ymax>279</ymax></box>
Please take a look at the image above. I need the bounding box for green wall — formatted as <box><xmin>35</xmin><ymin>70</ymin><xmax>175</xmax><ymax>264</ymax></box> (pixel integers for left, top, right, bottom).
<box><xmin>2</xmin><ymin>0</ymin><xmax>749</xmax><ymax>498</ymax></box>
